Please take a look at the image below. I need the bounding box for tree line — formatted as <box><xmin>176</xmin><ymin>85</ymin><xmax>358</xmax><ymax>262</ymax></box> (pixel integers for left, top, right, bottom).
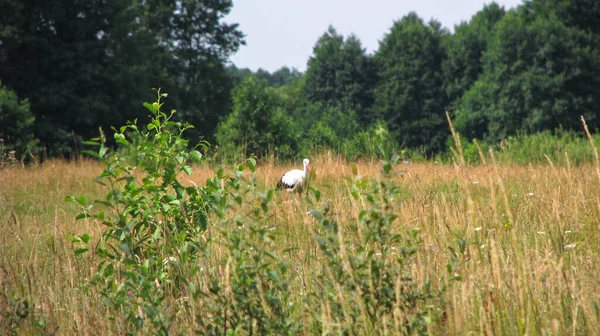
<box><xmin>0</xmin><ymin>0</ymin><xmax>243</xmax><ymax>159</ymax></box>
<box><xmin>2</xmin><ymin>0</ymin><xmax>600</xmax><ymax>161</ymax></box>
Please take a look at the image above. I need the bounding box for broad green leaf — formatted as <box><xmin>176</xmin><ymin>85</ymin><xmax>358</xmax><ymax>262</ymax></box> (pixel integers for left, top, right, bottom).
<box><xmin>114</xmin><ymin>133</ymin><xmax>129</xmax><ymax>146</ymax></box>
<box><xmin>76</xmin><ymin>196</ymin><xmax>87</xmax><ymax>206</ymax></box>
<box><xmin>74</xmin><ymin>248</ymin><xmax>89</xmax><ymax>256</ymax></box>
<box><xmin>76</xmin><ymin>213</ymin><xmax>91</xmax><ymax>220</ymax></box>
<box><xmin>190</xmin><ymin>150</ymin><xmax>202</xmax><ymax>163</ymax></box>
<box><xmin>81</xmin><ymin>150</ymin><xmax>99</xmax><ymax>159</ymax></box>
<box><xmin>98</xmin><ymin>145</ymin><xmax>107</xmax><ymax>158</ymax></box>
<box><xmin>246</xmin><ymin>157</ymin><xmax>256</xmax><ymax>172</ymax></box>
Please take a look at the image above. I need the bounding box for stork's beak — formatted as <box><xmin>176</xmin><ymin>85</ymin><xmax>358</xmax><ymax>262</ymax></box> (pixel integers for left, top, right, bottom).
<box><xmin>306</xmin><ymin>163</ymin><xmax>311</xmax><ymax>172</ymax></box>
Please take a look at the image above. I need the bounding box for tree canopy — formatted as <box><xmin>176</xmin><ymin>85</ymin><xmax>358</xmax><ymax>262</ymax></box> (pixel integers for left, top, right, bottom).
<box><xmin>2</xmin><ymin>0</ymin><xmax>600</xmax><ymax>161</ymax></box>
<box><xmin>455</xmin><ymin>1</ymin><xmax>600</xmax><ymax>142</ymax></box>
<box><xmin>372</xmin><ymin>13</ymin><xmax>449</xmax><ymax>154</ymax></box>
<box><xmin>0</xmin><ymin>0</ymin><xmax>243</xmax><ymax>157</ymax></box>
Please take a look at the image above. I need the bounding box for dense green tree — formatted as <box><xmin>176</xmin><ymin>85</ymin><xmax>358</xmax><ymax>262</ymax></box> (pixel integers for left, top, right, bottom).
<box><xmin>443</xmin><ymin>2</ymin><xmax>506</xmax><ymax>110</ymax></box>
<box><xmin>0</xmin><ymin>0</ymin><xmax>162</xmax><ymax>155</ymax></box>
<box><xmin>295</xmin><ymin>102</ymin><xmax>359</xmax><ymax>151</ymax></box>
<box><xmin>255</xmin><ymin>68</ymin><xmax>272</xmax><ymax>85</ymax></box>
<box><xmin>0</xmin><ymin>83</ymin><xmax>39</xmax><ymax>161</ymax></box>
<box><xmin>0</xmin><ymin>0</ymin><xmax>243</xmax><ymax>156</ymax></box>
<box><xmin>251</xmin><ymin>66</ymin><xmax>302</xmax><ymax>87</ymax></box>
<box><xmin>372</xmin><ymin>13</ymin><xmax>449</xmax><ymax>154</ymax></box>
<box><xmin>528</xmin><ymin>0</ymin><xmax>600</xmax><ymax>37</ymax></box>
<box><xmin>456</xmin><ymin>8</ymin><xmax>600</xmax><ymax>142</ymax></box>
<box><xmin>304</xmin><ymin>26</ymin><xmax>376</xmax><ymax>124</ymax></box>
<box><xmin>216</xmin><ymin>76</ymin><xmax>297</xmax><ymax>159</ymax></box>
<box><xmin>269</xmin><ymin>67</ymin><xmax>303</xmax><ymax>87</ymax></box>
<box><xmin>164</xmin><ymin>0</ymin><xmax>244</xmax><ymax>142</ymax></box>
<box><xmin>227</xmin><ymin>65</ymin><xmax>254</xmax><ymax>85</ymax></box>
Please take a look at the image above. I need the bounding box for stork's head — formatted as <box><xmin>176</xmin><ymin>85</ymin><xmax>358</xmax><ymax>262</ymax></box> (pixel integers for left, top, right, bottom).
<box><xmin>303</xmin><ymin>158</ymin><xmax>311</xmax><ymax>172</ymax></box>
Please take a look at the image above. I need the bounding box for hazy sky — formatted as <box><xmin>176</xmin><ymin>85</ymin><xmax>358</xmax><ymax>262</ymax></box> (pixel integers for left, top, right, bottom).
<box><xmin>225</xmin><ymin>0</ymin><xmax>523</xmax><ymax>72</ymax></box>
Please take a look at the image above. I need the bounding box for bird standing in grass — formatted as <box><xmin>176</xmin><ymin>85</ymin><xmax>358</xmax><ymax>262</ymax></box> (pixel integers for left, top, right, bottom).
<box><xmin>277</xmin><ymin>158</ymin><xmax>311</xmax><ymax>201</ymax></box>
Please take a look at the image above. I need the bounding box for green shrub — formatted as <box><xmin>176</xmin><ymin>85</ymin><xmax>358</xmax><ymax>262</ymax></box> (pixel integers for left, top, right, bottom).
<box><xmin>446</xmin><ymin>129</ymin><xmax>600</xmax><ymax>166</ymax></box>
<box><xmin>194</xmin><ymin>160</ymin><xmax>301</xmax><ymax>335</ymax></box>
<box><xmin>341</xmin><ymin>121</ymin><xmax>402</xmax><ymax>160</ymax></box>
<box><xmin>215</xmin><ymin>76</ymin><xmax>298</xmax><ymax>162</ymax></box>
<box><xmin>67</xmin><ymin>90</ymin><xmax>210</xmax><ymax>334</ymax></box>
<box><xmin>0</xmin><ymin>83</ymin><xmax>39</xmax><ymax>164</ymax></box>
<box><xmin>308</xmin><ymin>151</ymin><xmax>445</xmax><ymax>334</ymax></box>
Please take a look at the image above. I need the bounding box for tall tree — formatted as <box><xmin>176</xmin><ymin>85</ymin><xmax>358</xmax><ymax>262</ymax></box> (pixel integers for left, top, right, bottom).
<box><xmin>0</xmin><ymin>83</ymin><xmax>38</xmax><ymax>160</ymax></box>
<box><xmin>164</xmin><ymin>0</ymin><xmax>244</xmax><ymax>142</ymax></box>
<box><xmin>304</xmin><ymin>26</ymin><xmax>376</xmax><ymax>125</ymax></box>
<box><xmin>0</xmin><ymin>0</ymin><xmax>244</xmax><ymax>156</ymax></box>
<box><xmin>0</xmin><ymin>0</ymin><xmax>149</xmax><ymax>155</ymax></box>
<box><xmin>215</xmin><ymin>76</ymin><xmax>297</xmax><ymax>159</ymax></box>
<box><xmin>456</xmin><ymin>7</ymin><xmax>600</xmax><ymax>142</ymax></box>
<box><xmin>253</xmin><ymin>66</ymin><xmax>303</xmax><ymax>88</ymax></box>
<box><xmin>529</xmin><ymin>0</ymin><xmax>600</xmax><ymax>37</ymax></box>
<box><xmin>443</xmin><ymin>2</ymin><xmax>506</xmax><ymax>110</ymax></box>
<box><xmin>372</xmin><ymin>13</ymin><xmax>449</xmax><ymax>154</ymax></box>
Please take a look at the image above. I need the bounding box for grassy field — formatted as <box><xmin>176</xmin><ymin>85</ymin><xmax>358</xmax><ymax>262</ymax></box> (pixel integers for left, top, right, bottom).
<box><xmin>2</xmin><ymin>150</ymin><xmax>600</xmax><ymax>335</ymax></box>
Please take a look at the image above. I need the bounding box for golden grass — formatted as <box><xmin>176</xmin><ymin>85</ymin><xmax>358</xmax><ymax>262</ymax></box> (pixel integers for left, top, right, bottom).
<box><xmin>2</xmin><ymin>152</ymin><xmax>600</xmax><ymax>334</ymax></box>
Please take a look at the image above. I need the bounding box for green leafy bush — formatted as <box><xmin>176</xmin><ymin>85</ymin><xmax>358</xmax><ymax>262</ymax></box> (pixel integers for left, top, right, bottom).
<box><xmin>446</xmin><ymin>129</ymin><xmax>600</xmax><ymax>166</ymax></box>
<box><xmin>0</xmin><ymin>83</ymin><xmax>39</xmax><ymax>164</ymax></box>
<box><xmin>66</xmin><ymin>90</ymin><xmax>210</xmax><ymax>334</ymax></box>
<box><xmin>194</xmin><ymin>160</ymin><xmax>301</xmax><ymax>335</ymax></box>
<box><xmin>308</xmin><ymin>151</ymin><xmax>445</xmax><ymax>334</ymax></box>
<box><xmin>216</xmin><ymin>76</ymin><xmax>298</xmax><ymax>162</ymax></box>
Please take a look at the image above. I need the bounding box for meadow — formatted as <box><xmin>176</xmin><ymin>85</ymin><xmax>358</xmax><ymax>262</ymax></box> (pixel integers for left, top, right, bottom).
<box><xmin>2</xmin><ymin>145</ymin><xmax>600</xmax><ymax>335</ymax></box>
<box><xmin>2</xmin><ymin>99</ymin><xmax>600</xmax><ymax>335</ymax></box>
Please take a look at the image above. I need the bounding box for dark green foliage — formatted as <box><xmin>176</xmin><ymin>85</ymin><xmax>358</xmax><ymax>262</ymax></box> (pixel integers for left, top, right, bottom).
<box><xmin>216</xmin><ymin>76</ymin><xmax>298</xmax><ymax>160</ymax></box>
<box><xmin>529</xmin><ymin>0</ymin><xmax>600</xmax><ymax>37</ymax></box>
<box><xmin>455</xmin><ymin>7</ymin><xmax>600</xmax><ymax>143</ymax></box>
<box><xmin>443</xmin><ymin>3</ymin><xmax>506</xmax><ymax>110</ymax></box>
<box><xmin>0</xmin><ymin>84</ymin><xmax>39</xmax><ymax>162</ymax></box>
<box><xmin>298</xmin><ymin>103</ymin><xmax>358</xmax><ymax>150</ymax></box>
<box><xmin>66</xmin><ymin>90</ymin><xmax>211</xmax><ymax>334</ymax></box>
<box><xmin>304</xmin><ymin>26</ymin><xmax>376</xmax><ymax>125</ymax></box>
<box><xmin>270</xmin><ymin>66</ymin><xmax>303</xmax><ymax>87</ymax></box>
<box><xmin>1</xmin><ymin>0</ymin><xmax>153</xmax><ymax>155</ymax></box>
<box><xmin>3</xmin><ymin>0</ymin><xmax>600</xmax><ymax>163</ymax></box>
<box><xmin>258</xmin><ymin>66</ymin><xmax>302</xmax><ymax>87</ymax></box>
<box><xmin>0</xmin><ymin>0</ymin><xmax>243</xmax><ymax>156</ymax></box>
<box><xmin>228</xmin><ymin>66</ymin><xmax>302</xmax><ymax>90</ymax></box>
<box><xmin>372</xmin><ymin>13</ymin><xmax>450</xmax><ymax>155</ymax></box>
<box><xmin>160</xmin><ymin>0</ymin><xmax>244</xmax><ymax>143</ymax></box>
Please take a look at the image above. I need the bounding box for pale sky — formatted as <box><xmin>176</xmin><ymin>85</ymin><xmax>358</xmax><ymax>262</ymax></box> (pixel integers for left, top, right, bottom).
<box><xmin>225</xmin><ymin>0</ymin><xmax>523</xmax><ymax>72</ymax></box>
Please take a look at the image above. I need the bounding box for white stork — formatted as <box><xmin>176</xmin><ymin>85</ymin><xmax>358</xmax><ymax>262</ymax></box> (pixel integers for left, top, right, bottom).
<box><xmin>277</xmin><ymin>158</ymin><xmax>311</xmax><ymax>200</ymax></box>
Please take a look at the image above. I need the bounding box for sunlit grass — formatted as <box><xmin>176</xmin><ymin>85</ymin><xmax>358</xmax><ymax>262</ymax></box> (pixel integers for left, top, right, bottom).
<box><xmin>2</xmin><ymin>151</ymin><xmax>600</xmax><ymax>334</ymax></box>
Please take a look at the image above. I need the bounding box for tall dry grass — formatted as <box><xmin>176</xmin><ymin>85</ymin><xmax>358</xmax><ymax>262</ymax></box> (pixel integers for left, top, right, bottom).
<box><xmin>1</xmin><ymin>150</ymin><xmax>600</xmax><ymax>334</ymax></box>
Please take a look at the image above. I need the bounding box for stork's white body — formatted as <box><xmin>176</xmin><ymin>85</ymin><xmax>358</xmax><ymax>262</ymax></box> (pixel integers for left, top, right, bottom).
<box><xmin>277</xmin><ymin>158</ymin><xmax>310</xmax><ymax>199</ymax></box>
